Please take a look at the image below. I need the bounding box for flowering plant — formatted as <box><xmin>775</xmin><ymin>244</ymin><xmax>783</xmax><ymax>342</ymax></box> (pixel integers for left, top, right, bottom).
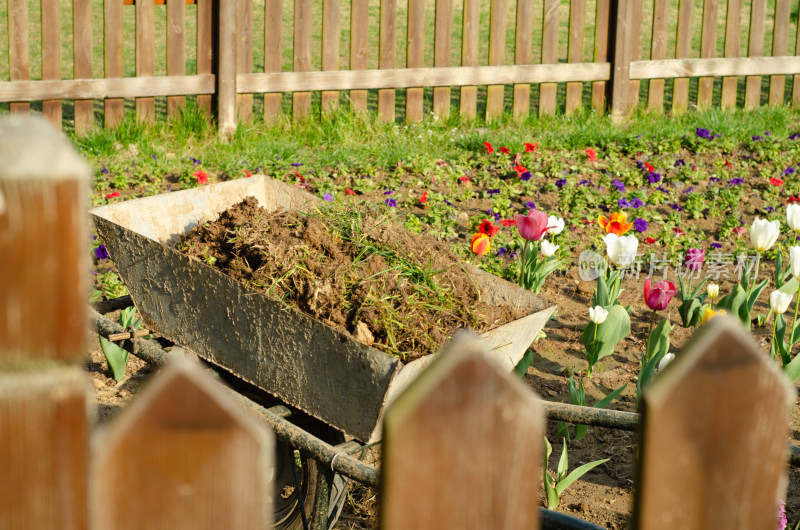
<box><xmin>636</xmin><ymin>279</ymin><xmax>675</xmax><ymax>403</ymax></box>
<box><xmin>581</xmin><ymin>304</ymin><xmax>630</xmax><ymax>377</ymax></box>
<box><xmin>515</xmin><ymin>209</ymin><xmax>563</xmax><ymax>293</ymax></box>
<box><xmin>676</xmin><ymin>248</ymin><xmax>708</xmax><ymax>328</ymax></box>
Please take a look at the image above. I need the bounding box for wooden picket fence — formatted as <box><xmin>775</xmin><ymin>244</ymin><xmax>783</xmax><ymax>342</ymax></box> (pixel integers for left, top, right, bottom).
<box><xmin>0</xmin><ymin>114</ymin><xmax>797</xmax><ymax>529</ymax></box>
<box><xmin>1</xmin><ymin>0</ymin><xmax>800</xmax><ymax>135</ymax></box>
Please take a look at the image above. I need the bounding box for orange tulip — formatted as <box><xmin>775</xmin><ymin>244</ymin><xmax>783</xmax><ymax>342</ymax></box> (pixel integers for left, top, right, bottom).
<box><xmin>470</xmin><ymin>233</ymin><xmax>492</xmax><ymax>255</ymax></box>
<box><xmin>598</xmin><ymin>212</ymin><xmax>634</xmax><ymax>236</ymax></box>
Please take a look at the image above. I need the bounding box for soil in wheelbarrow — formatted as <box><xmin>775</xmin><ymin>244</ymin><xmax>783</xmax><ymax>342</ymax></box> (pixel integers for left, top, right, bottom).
<box><xmin>176</xmin><ymin>197</ymin><xmax>529</xmax><ymax>360</ymax></box>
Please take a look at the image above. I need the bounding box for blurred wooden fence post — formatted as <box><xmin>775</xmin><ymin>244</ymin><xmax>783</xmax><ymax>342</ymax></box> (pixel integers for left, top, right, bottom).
<box><xmin>380</xmin><ymin>334</ymin><xmax>544</xmax><ymax>529</ymax></box>
<box><xmin>93</xmin><ymin>358</ymin><xmax>274</xmax><ymax>529</ymax></box>
<box><xmin>217</xmin><ymin>0</ymin><xmax>238</xmax><ymax>137</ymax></box>
<box><xmin>607</xmin><ymin>0</ymin><xmax>632</xmax><ymax>119</ymax></box>
<box><xmin>0</xmin><ymin>115</ymin><xmax>91</xmax><ymax>529</ymax></box>
<box><xmin>634</xmin><ymin>316</ymin><xmax>794</xmax><ymax>529</ymax></box>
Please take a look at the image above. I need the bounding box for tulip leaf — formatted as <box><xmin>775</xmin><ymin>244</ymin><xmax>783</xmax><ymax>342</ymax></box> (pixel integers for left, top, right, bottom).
<box><xmin>594</xmin><ymin>384</ymin><xmax>627</xmax><ymax>409</ymax></box>
<box><xmin>773</xmin><ymin>314</ymin><xmax>790</xmax><ymax>364</ymax></box>
<box><xmin>645</xmin><ymin>320</ymin><xmax>671</xmax><ymax>363</ymax></box>
<box><xmin>783</xmin><ymin>353</ymin><xmax>800</xmax><ymax>382</ymax></box>
<box><xmin>778</xmin><ymin>278</ymin><xmax>799</xmax><ymax>295</ymax></box>
<box><xmin>581</xmin><ymin>305</ymin><xmax>630</xmax><ymax>363</ymax></box>
<box><xmin>717</xmin><ymin>284</ymin><xmax>747</xmax><ymax>325</ymax></box>
<box><xmin>592</xmin><ymin>276</ymin><xmax>610</xmax><ymax>307</ymax></box>
<box><xmin>513</xmin><ymin>349</ymin><xmax>534</xmax><ymax>377</ymax></box>
<box><xmin>555</xmin><ymin>457</ymin><xmax>610</xmax><ymax>496</ymax></box>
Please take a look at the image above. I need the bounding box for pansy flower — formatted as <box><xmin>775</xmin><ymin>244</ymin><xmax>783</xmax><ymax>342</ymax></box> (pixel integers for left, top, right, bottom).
<box><xmin>484</xmin><ymin>142</ymin><xmax>494</xmax><ymax>154</ymax></box>
<box><xmin>478</xmin><ymin>219</ymin><xmax>499</xmax><ymax>237</ymax></box>
<box><xmin>499</xmin><ymin>146</ymin><xmax>510</xmax><ymax>155</ymax></box>
<box><xmin>556</xmin><ymin>178</ymin><xmax>567</xmax><ymax>189</ymax></box>
<box><xmin>770</xmin><ymin>177</ymin><xmax>784</xmax><ymax>186</ymax></box>
<box><xmin>346</xmin><ymin>188</ymin><xmax>356</xmax><ymax>196</ymax></box>
<box><xmin>194</xmin><ymin>170</ymin><xmax>209</xmax><ymax>185</ymax></box>
<box><xmin>598</xmin><ymin>211</ymin><xmax>634</xmax><ymax>236</ymax></box>
<box><xmin>524</xmin><ymin>142</ymin><xmax>538</xmax><ymax>152</ymax></box>
<box><xmin>645</xmin><ymin>237</ymin><xmax>656</xmax><ymax>244</ymax></box>
<box><xmin>419</xmin><ymin>190</ymin><xmax>428</xmax><ymax>203</ymax></box>
<box><xmin>105</xmin><ymin>190</ymin><xmax>120</xmax><ymax>199</ymax></box>
<box><xmin>385</xmin><ymin>198</ymin><xmax>397</xmax><ymax>207</ymax></box>
<box><xmin>585</xmin><ymin>148</ymin><xmax>598</xmax><ymax>162</ymax></box>
<box><xmin>633</xmin><ymin>218</ymin><xmax>648</xmax><ymax>232</ymax></box>
<box><xmin>323</xmin><ymin>193</ymin><xmax>334</xmax><ymax>202</ymax></box>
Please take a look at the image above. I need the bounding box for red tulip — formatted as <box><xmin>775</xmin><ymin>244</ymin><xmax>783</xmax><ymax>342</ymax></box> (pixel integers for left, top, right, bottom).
<box><xmin>643</xmin><ymin>278</ymin><xmax>676</xmax><ymax>311</ymax></box>
<box><xmin>515</xmin><ymin>209</ymin><xmax>553</xmax><ymax>242</ymax></box>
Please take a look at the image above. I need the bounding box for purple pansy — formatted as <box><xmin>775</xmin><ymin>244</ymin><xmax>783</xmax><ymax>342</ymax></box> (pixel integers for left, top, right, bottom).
<box><xmin>612</xmin><ymin>179</ymin><xmax>626</xmax><ymax>192</ymax></box>
<box><xmin>648</xmin><ymin>172</ymin><xmax>661</xmax><ymax>183</ymax></box>
<box><xmin>385</xmin><ymin>198</ymin><xmax>397</xmax><ymax>207</ymax></box>
<box><xmin>323</xmin><ymin>193</ymin><xmax>334</xmax><ymax>202</ymax></box>
<box><xmin>525</xmin><ymin>201</ymin><xmax>536</xmax><ymax>210</ymax></box>
<box><xmin>487</xmin><ymin>188</ymin><xmax>501</xmax><ymax>196</ymax></box>
<box><xmin>497</xmin><ymin>247</ymin><xmax>507</xmax><ymax>257</ymax></box>
<box><xmin>729</xmin><ymin>178</ymin><xmax>744</xmax><ymax>186</ymax></box>
<box><xmin>94</xmin><ymin>245</ymin><xmax>109</xmax><ymax>260</ymax></box>
<box><xmin>556</xmin><ymin>178</ymin><xmax>567</xmax><ymax>189</ymax></box>
<box><xmin>578</xmin><ymin>179</ymin><xmax>592</xmax><ymax>187</ymax></box>
<box><xmin>670</xmin><ymin>203</ymin><xmax>684</xmax><ymax>211</ymax></box>
<box><xmin>384</xmin><ymin>190</ymin><xmax>394</xmax><ymax>195</ymax></box>
<box><xmin>617</xmin><ymin>198</ymin><xmax>630</xmax><ymax>208</ymax></box>
<box><xmin>633</xmin><ymin>218</ymin><xmax>648</xmax><ymax>232</ymax></box>
<box><xmin>784</xmin><ymin>167</ymin><xmax>796</xmax><ymax>175</ymax></box>
<box><xmin>696</xmin><ymin>128</ymin><xmax>712</xmax><ymax>140</ymax></box>
<box><xmin>710</xmin><ymin>242</ymin><xmax>722</xmax><ymax>249</ymax></box>
<box><xmin>520</xmin><ymin>171</ymin><xmax>532</xmax><ymax>181</ymax></box>
<box><xmin>674</xmin><ymin>159</ymin><xmax>686</xmax><ymax>167</ymax></box>
<box><xmin>629</xmin><ymin>198</ymin><xmax>644</xmax><ymax>209</ymax></box>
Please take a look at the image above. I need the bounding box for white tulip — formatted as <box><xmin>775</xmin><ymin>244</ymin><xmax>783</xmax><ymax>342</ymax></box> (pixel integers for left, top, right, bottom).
<box><xmin>603</xmin><ymin>233</ymin><xmax>639</xmax><ymax>268</ymax></box>
<box><xmin>769</xmin><ymin>290</ymin><xmax>793</xmax><ymax>315</ymax></box>
<box><xmin>547</xmin><ymin>215</ymin><xmax>565</xmax><ymax>235</ymax></box>
<box><xmin>658</xmin><ymin>353</ymin><xmax>675</xmax><ymax>373</ymax></box>
<box><xmin>790</xmin><ymin>246</ymin><xmax>800</xmax><ymax>280</ymax></box>
<box><xmin>787</xmin><ymin>203</ymin><xmax>800</xmax><ymax>232</ymax></box>
<box><xmin>750</xmin><ymin>217</ymin><xmax>780</xmax><ymax>252</ymax></box>
<box><xmin>589</xmin><ymin>306</ymin><xmax>608</xmax><ymax>325</ymax></box>
<box><xmin>540</xmin><ymin>240</ymin><xmax>559</xmax><ymax>257</ymax></box>
<box><xmin>707</xmin><ymin>283</ymin><xmax>719</xmax><ymax>301</ymax></box>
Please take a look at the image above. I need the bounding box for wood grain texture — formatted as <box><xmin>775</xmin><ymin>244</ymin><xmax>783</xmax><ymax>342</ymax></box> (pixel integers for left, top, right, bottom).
<box><xmin>167</xmin><ymin>0</ymin><xmax>187</xmax><ymax>116</ymax></box>
<box><xmin>539</xmin><ymin>0</ymin><xmax>559</xmax><ymax>116</ymax></box>
<box><xmin>672</xmin><ymin>0</ymin><xmax>693</xmax><ymax>114</ymax></box>
<box><xmin>321</xmin><ymin>0</ymin><xmax>341</xmax><ymax>114</ymax></box>
<box><xmin>92</xmin><ymin>358</ymin><xmax>273</xmax><ymax>530</ymax></box>
<box><xmin>350</xmin><ymin>0</ymin><xmax>369</xmax><ymax>113</ymax></box>
<box><xmin>745</xmin><ymin>0</ymin><xmax>767</xmax><ymax>108</ymax></box>
<box><xmin>379</xmin><ymin>0</ymin><xmax>398</xmax><ymax>122</ymax></box>
<box><xmin>73</xmin><ymin>0</ymin><xmax>94</xmax><ymax>133</ymax></box>
<box><xmin>0</xmin><ymin>75</ymin><xmax>216</xmax><ymax>102</ymax></box>
<box><xmin>607</xmin><ymin>0</ymin><xmax>632</xmax><ymax>118</ymax></box>
<box><xmin>630</xmin><ymin>56</ymin><xmax>800</xmax><ymax>79</ymax></box>
<box><xmin>218</xmin><ymin>0</ymin><xmax>237</xmax><ymax>136</ymax></box>
<box><xmin>104</xmin><ymin>0</ymin><xmax>124</xmax><ymax>126</ymax></box>
<box><xmin>9</xmin><ymin>0</ymin><xmax>30</xmax><ymax>114</ymax></box>
<box><xmin>768</xmin><ymin>0</ymin><xmax>790</xmax><ymax>105</ymax></box>
<box><xmin>380</xmin><ymin>336</ymin><xmax>543</xmax><ymax>529</ymax></box>
<box><xmin>627</xmin><ymin>0</ymin><xmax>643</xmax><ymax>109</ymax></box>
<box><xmin>0</xmin><ymin>369</ymin><xmax>89</xmax><ymax>530</ymax></box>
<box><xmin>196</xmin><ymin>0</ymin><xmax>213</xmax><ymax>114</ymax></box>
<box><xmin>486</xmin><ymin>0</ymin><xmax>506</xmax><ymax>120</ymax></box>
<box><xmin>795</xmin><ymin>0</ymin><xmax>800</xmax><ymax>107</ymax></box>
<box><xmin>41</xmin><ymin>0</ymin><xmax>62</xmax><ymax>127</ymax></box>
<box><xmin>237</xmin><ymin>0</ymin><xmax>254</xmax><ymax>119</ymax></box>
<box><xmin>566</xmin><ymin>0</ymin><xmax>586</xmax><ymax>115</ymax></box>
<box><xmin>136</xmin><ymin>0</ymin><xmax>156</xmax><ymax>123</ymax></box>
<box><xmin>513</xmin><ymin>0</ymin><xmax>533</xmax><ymax>119</ymax></box>
<box><xmin>292</xmin><ymin>0</ymin><xmax>312</xmax><ymax>121</ymax></box>
<box><xmin>406</xmin><ymin>0</ymin><xmax>425</xmax><ymax>122</ymax></box>
<box><xmin>634</xmin><ymin>317</ymin><xmax>793</xmax><ymax>530</ymax></box>
<box><xmin>460</xmin><ymin>0</ymin><xmax>479</xmax><ymax>119</ymax></box>
<box><xmin>697</xmin><ymin>0</ymin><xmax>719</xmax><ymax>108</ymax></box>
<box><xmin>264</xmin><ymin>0</ymin><xmax>283</xmax><ymax>121</ymax></box>
<box><xmin>0</xmin><ymin>117</ymin><xmax>89</xmax><ymax>361</ymax></box>
<box><xmin>721</xmin><ymin>0</ymin><xmax>742</xmax><ymax>108</ymax></box>
<box><xmin>647</xmin><ymin>0</ymin><xmax>668</xmax><ymax>111</ymax></box>
<box><xmin>592</xmin><ymin>0</ymin><xmax>610</xmax><ymax>111</ymax></box>
<box><xmin>432</xmin><ymin>0</ymin><xmax>452</xmax><ymax>118</ymax></box>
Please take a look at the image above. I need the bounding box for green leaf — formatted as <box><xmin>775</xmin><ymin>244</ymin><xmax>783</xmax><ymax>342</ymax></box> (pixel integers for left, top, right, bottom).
<box><xmin>717</xmin><ymin>284</ymin><xmax>748</xmax><ymax>325</ymax></box>
<box><xmin>581</xmin><ymin>305</ymin><xmax>631</xmax><ymax>363</ymax></box>
<box><xmin>783</xmin><ymin>353</ymin><xmax>800</xmax><ymax>382</ymax></box>
<box><xmin>555</xmin><ymin>458</ymin><xmax>611</xmax><ymax>496</ymax></box>
<box><xmin>592</xmin><ymin>276</ymin><xmax>610</xmax><ymax>308</ymax></box>
<box><xmin>594</xmin><ymin>384</ymin><xmax>627</xmax><ymax>409</ymax></box>
<box><xmin>779</xmin><ymin>278</ymin><xmax>799</xmax><ymax>296</ymax></box>
<box><xmin>557</xmin><ymin>438</ymin><xmax>569</xmax><ymax>478</ymax></box>
<box><xmin>645</xmin><ymin>320</ymin><xmax>671</xmax><ymax>363</ymax></box>
<box><xmin>574</xmin><ymin>424</ymin><xmax>588</xmax><ymax>441</ymax></box>
<box><xmin>99</xmin><ymin>336</ymin><xmax>129</xmax><ymax>381</ymax></box>
<box><xmin>690</xmin><ymin>278</ymin><xmax>708</xmax><ymax>299</ymax></box>
<box><xmin>513</xmin><ymin>349</ymin><xmax>534</xmax><ymax>377</ymax></box>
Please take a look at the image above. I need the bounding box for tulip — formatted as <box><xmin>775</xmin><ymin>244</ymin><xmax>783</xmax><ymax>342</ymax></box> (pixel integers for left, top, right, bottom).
<box><xmin>684</xmin><ymin>248</ymin><xmax>705</xmax><ymax>273</ymax></box>
<box><xmin>589</xmin><ymin>306</ymin><xmax>608</xmax><ymax>325</ymax></box>
<box><xmin>769</xmin><ymin>290</ymin><xmax>792</xmax><ymax>316</ymax></box>
<box><xmin>701</xmin><ymin>307</ymin><xmax>725</xmax><ymax>325</ymax></box>
<box><xmin>547</xmin><ymin>215</ymin><xmax>565</xmax><ymax>236</ymax></box>
<box><xmin>603</xmin><ymin>233</ymin><xmax>639</xmax><ymax>268</ymax></box>
<box><xmin>788</xmin><ymin>203</ymin><xmax>800</xmax><ymax>232</ymax></box>
<box><xmin>598</xmin><ymin>212</ymin><xmax>634</xmax><ymax>236</ymax></box>
<box><xmin>707</xmin><ymin>283</ymin><xmax>719</xmax><ymax>303</ymax></box>
<box><xmin>515</xmin><ymin>209</ymin><xmax>553</xmax><ymax>242</ymax></box>
<box><xmin>470</xmin><ymin>233</ymin><xmax>491</xmax><ymax>255</ymax></box>
<box><xmin>657</xmin><ymin>353</ymin><xmax>675</xmax><ymax>372</ymax></box>
<box><xmin>750</xmin><ymin>217</ymin><xmax>780</xmax><ymax>252</ymax></box>
<box><xmin>643</xmin><ymin>278</ymin><xmax>676</xmax><ymax>311</ymax></box>
<box><xmin>790</xmin><ymin>246</ymin><xmax>800</xmax><ymax>338</ymax></box>
<box><xmin>540</xmin><ymin>240</ymin><xmax>559</xmax><ymax>257</ymax></box>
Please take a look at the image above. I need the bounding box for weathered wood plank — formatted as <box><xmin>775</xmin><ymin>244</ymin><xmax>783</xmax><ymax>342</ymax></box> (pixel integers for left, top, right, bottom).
<box><xmin>73</xmin><ymin>0</ymin><xmax>94</xmax><ymax>133</ymax></box>
<box><xmin>379</xmin><ymin>0</ymin><xmax>398</xmax><ymax>122</ymax></box>
<box><xmin>41</xmin><ymin>0</ymin><xmax>62</xmax><ymax>127</ymax></box>
<box><xmin>630</xmin><ymin>56</ymin><xmax>800</xmax><ymax>79</ymax></box>
<box><xmin>433</xmin><ymin>0</ymin><xmax>452</xmax><ymax>118</ymax></box>
<box><xmin>647</xmin><ymin>0</ymin><xmax>668</xmax><ymax>111</ymax></box>
<box><xmin>697</xmin><ymin>0</ymin><xmax>719</xmax><ymax>108</ymax></box>
<box><xmin>196</xmin><ymin>0</ymin><xmax>213</xmax><ymax>114</ymax></box>
<box><xmin>9</xmin><ymin>0</ymin><xmax>30</xmax><ymax>114</ymax></box>
<box><xmin>264</xmin><ymin>0</ymin><xmax>282</xmax><ymax>122</ymax></box>
<box><xmin>513</xmin><ymin>0</ymin><xmax>533</xmax><ymax>119</ymax></box>
<box><xmin>539</xmin><ymin>0</ymin><xmax>559</xmax><ymax>116</ymax></box>
<box><xmin>292</xmin><ymin>0</ymin><xmax>312</xmax><ymax>121</ymax></box>
<box><xmin>406</xmin><ymin>0</ymin><xmax>425</xmax><ymax>122</ymax></box>
<box><xmin>627</xmin><ymin>0</ymin><xmax>643</xmax><ymax>109</ymax></box>
<box><xmin>745</xmin><ymin>0</ymin><xmax>767</xmax><ymax>108</ymax></box>
<box><xmin>721</xmin><ymin>0</ymin><xmax>742</xmax><ymax>108</ymax></box>
<box><xmin>380</xmin><ymin>335</ymin><xmax>543</xmax><ymax>529</ymax></box>
<box><xmin>634</xmin><ymin>317</ymin><xmax>793</xmax><ymax>529</ymax></box>
<box><xmin>460</xmin><ymin>0</ymin><xmax>479</xmax><ymax>119</ymax></box>
<box><xmin>486</xmin><ymin>0</ymin><xmax>506</xmax><ymax>120</ymax></box>
<box><xmin>672</xmin><ymin>0</ymin><xmax>693</xmax><ymax>114</ymax></box>
<box><xmin>607</xmin><ymin>0</ymin><xmax>632</xmax><ymax>118</ymax></box>
<box><xmin>104</xmin><ymin>0</ymin><xmax>124</xmax><ymax>126</ymax></box>
<box><xmin>0</xmin><ymin>369</ymin><xmax>89</xmax><ymax>530</ymax></box>
<box><xmin>167</xmin><ymin>0</ymin><xmax>187</xmax><ymax>116</ymax></box>
<box><xmin>566</xmin><ymin>0</ymin><xmax>586</xmax><ymax>115</ymax></box>
<box><xmin>769</xmin><ymin>0</ymin><xmax>791</xmax><ymax>105</ymax></box>
<box><xmin>321</xmin><ymin>0</ymin><xmax>341</xmax><ymax>114</ymax></box>
<box><xmin>350</xmin><ymin>0</ymin><xmax>369</xmax><ymax>113</ymax></box>
<box><xmin>92</xmin><ymin>358</ymin><xmax>274</xmax><ymax>530</ymax></box>
<box><xmin>0</xmin><ymin>75</ymin><xmax>216</xmax><ymax>102</ymax></box>
<box><xmin>136</xmin><ymin>0</ymin><xmax>156</xmax><ymax>123</ymax></box>
<box><xmin>218</xmin><ymin>0</ymin><xmax>237</xmax><ymax>137</ymax></box>
<box><xmin>237</xmin><ymin>0</ymin><xmax>254</xmax><ymax>119</ymax></box>
<box><xmin>238</xmin><ymin>63</ymin><xmax>610</xmax><ymax>93</ymax></box>
<box><xmin>592</xmin><ymin>0</ymin><xmax>610</xmax><ymax>111</ymax></box>
<box><xmin>0</xmin><ymin>117</ymin><xmax>89</xmax><ymax>361</ymax></box>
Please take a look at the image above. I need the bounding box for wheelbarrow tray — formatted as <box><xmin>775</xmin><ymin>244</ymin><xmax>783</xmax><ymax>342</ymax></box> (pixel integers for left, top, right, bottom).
<box><xmin>91</xmin><ymin>176</ymin><xmax>555</xmax><ymax>441</ymax></box>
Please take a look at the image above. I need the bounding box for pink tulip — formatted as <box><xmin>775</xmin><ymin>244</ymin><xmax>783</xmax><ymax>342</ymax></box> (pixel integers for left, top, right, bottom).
<box><xmin>643</xmin><ymin>278</ymin><xmax>676</xmax><ymax>311</ymax></box>
<box><xmin>515</xmin><ymin>209</ymin><xmax>553</xmax><ymax>242</ymax></box>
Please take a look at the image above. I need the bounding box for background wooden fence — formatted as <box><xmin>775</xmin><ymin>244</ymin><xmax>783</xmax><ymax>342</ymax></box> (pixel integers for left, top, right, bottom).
<box><xmin>0</xmin><ymin>115</ymin><xmax>797</xmax><ymax>528</ymax></box>
<box><xmin>2</xmin><ymin>0</ymin><xmax>800</xmax><ymax>134</ymax></box>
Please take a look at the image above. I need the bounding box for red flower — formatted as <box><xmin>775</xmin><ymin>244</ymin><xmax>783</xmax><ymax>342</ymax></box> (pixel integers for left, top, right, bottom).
<box><xmin>419</xmin><ymin>191</ymin><xmax>429</xmax><ymax>204</ymax></box>
<box><xmin>105</xmin><ymin>191</ymin><xmax>120</xmax><ymax>199</ymax></box>
<box><xmin>524</xmin><ymin>142</ymin><xmax>538</xmax><ymax>152</ymax></box>
<box><xmin>470</xmin><ymin>233</ymin><xmax>492</xmax><ymax>256</ymax></box>
<box><xmin>732</xmin><ymin>226</ymin><xmax>747</xmax><ymax>237</ymax></box>
<box><xmin>515</xmin><ymin>209</ymin><xmax>553</xmax><ymax>242</ymax></box>
<box><xmin>643</xmin><ymin>162</ymin><xmax>655</xmax><ymax>173</ymax></box>
<box><xmin>194</xmin><ymin>170</ymin><xmax>209</xmax><ymax>185</ymax></box>
<box><xmin>514</xmin><ymin>164</ymin><xmax>529</xmax><ymax>176</ymax></box>
<box><xmin>645</xmin><ymin>237</ymin><xmax>656</xmax><ymax>244</ymax></box>
<box><xmin>345</xmin><ymin>188</ymin><xmax>356</xmax><ymax>195</ymax></box>
<box><xmin>484</xmin><ymin>142</ymin><xmax>494</xmax><ymax>154</ymax></box>
<box><xmin>725</xmin><ymin>159</ymin><xmax>732</xmax><ymax>167</ymax></box>
<box><xmin>501</xmin><ymin>219</ymin><xmax>517</xmax><ymax>226</ymax></box>
<box><xmin>770</xmin><ymin>177</ymin><xmax>784</xmax><ymax>186</ymax></box>
<box><xmin>585</xmin><ymin>148</ymin><xmax>598</xmax><ymax>162</ymax></box>
<box><xmin>243</xmin><ymin>169</ymin><xmax>252</xmax><ymax>178</ymax></box>
<box><xmin>499</xmin><ymin>146</ymin><xmax>510</xmax><ymax>155</ymax></box>
<box><xmin>673</xmin><ymin>227</ymin><xmax>686</xmax><ymax>236</ymax></box>
<box><xmin>458</xmin><ymin>176</ymin><xmax>471</xmax><ymax>185</ymax></box>
<box><xmin>643</xmin><ymin>278</ymin><xmax>676</xmax><ymax>311</ymax></box>
<box><xmin>478</xmin><ymin>219</ymin><xmax>499</xmax><ymax>237</ymax></box>
<box><xmin>788</xmin><ymin>196</ymin><xmax>800</xmax><ymax>204</ymax></box>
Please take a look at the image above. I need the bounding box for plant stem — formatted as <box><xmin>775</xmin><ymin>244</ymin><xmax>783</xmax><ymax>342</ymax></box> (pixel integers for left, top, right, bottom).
<box><xmin>754</xmin><ymin>252</ymin><xmax>761</xmax><ymax>283</ymax></box>
<box><xmin>518</xmin><ymin>240</ymin><xmax>529</xmax><ymax>288</ymax></box>
<box><xmin>645</xmin><ymin>309</ymin><xmax>657</xmax><ymax>362</ymax></box>
<box><xmin>793</xmin><ymin>285</ymin><xmax>800</xmax><ymax>352</ymax></box>
<box><xmin>771</xmin><ymin>315</ymin><xmax>778</xmax><ymax>360</ymax></box>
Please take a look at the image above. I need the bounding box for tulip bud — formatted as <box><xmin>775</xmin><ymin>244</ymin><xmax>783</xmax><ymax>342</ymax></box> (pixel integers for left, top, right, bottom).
<box><xmin>657</xmin><ymin>353</ymin><xmax>675</xmax><ymax>372</ymax></box>
<box><xmin>706</xmin><ymin>283</ymin><xmax>719</xmax><ymax>301</ymax></box>
<box><xmin>603</xmin><ymin>233</ymin><xmax>639</xmax><ymax>268</ymax></box>
<box><xmin>750</xmin><ymin>217</ymin><xmax>780</xmax><ymax>252</ymax></box>
<box><xmin>547</xmin><ymin>215</ymin><xmax>565</xmax><ymax>235</ymax></box>
<box><xmin>540</xmin><ymin>240</ymin><xmax>559</xmax><ymax>257</ymax></box>
<box><xmin>769</xmin><ymin>290</ymin><xmax>793</xmax><ymax>315</ymax></box>
<box><xmin>790</xmin><ymin>246</ymin><xmax>800</xmax><ymax>281</ymax></box>
<box><xmin>589</xmin><ymin>306</ymin><xmax>608</xmax><ymax>325</ymax></box>
<box><xmin>470</xmin><ymin>233</ymin><xmax>491</xmax><ymax>256</ymax></box>
<box><xmin>787</xmin><ymin>203</ymin><xmax>800</xmax><ymax>232</ymax></box>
